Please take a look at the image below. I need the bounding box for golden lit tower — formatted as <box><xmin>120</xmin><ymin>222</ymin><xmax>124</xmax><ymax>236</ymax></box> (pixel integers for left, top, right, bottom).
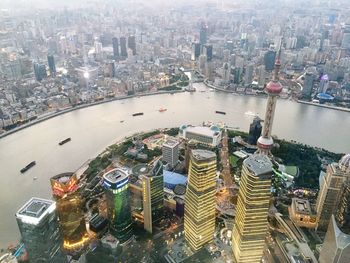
<box><xmin>50</xmin><ymin>173</ymin><xmax>89</xmax><ymax>253</ymax></box>
<box><xmin>184</xmin><ymin>149</ymin><xmax>217</xmax><ymax>251</ymax></box>
<box><xmin>232</xmin><ymin>155</ymin><xmax>273</xmax><ymax>263</ymax></box>
<box><xmin>257</xmin><ymin>47</ymin><xmax>283</xmax><ymax>155</ymax></box>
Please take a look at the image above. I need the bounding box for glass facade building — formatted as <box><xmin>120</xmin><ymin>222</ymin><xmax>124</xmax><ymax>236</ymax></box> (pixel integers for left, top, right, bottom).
<box><xmin>142</xmin><ymin>159</ymin><xmax>164</xmax><ymax>233</ymax></box>
<box><xmin>50</xmin><ymin>173</ymin><xmax>89</xmax><ymax>253</ymax></box>
<box><xmin>184</xmin><ymin>149</ymin><xmax>217</xmax><ymax>251</ymax></box>
<box><xmin>103</xmin><ymin>168</ymin><xmax>133</xmax><ymax>244</ymax></box>
<box><xmin>232</xmin><ymin>155</ymin><xmax>272</xmax><ymax>263</ymax></box>
<box><xmin>16</xmin><ymin>197</ymin><xmax>67</xmax><ymax>263</ymax></box>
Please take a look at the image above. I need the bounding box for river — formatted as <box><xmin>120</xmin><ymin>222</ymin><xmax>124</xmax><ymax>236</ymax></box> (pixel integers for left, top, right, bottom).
<box><xmin>0</xmin><ymin>83</ymin><xmax>349</xmax><ymax>247</ymax></box>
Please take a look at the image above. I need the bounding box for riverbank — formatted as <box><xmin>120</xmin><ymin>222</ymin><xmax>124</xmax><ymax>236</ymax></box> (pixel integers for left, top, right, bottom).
<box><xmin>297</xmin><ymin>100</ymin><xmax>350</xmax><ymax>113</ymax></box>
<box><xmin>0</xmin><ymin>90</ymin><xmax>185</xmax><ymax>140</ymax></box>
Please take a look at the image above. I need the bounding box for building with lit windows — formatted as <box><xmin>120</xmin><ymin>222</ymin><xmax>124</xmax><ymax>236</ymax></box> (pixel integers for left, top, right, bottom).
<box><xmin>16</xmin><ymin>197</ymin><xmax>67</xmax><ymax>263</ymax></box>
<box><xmin>184</xmin><ymin>150</ymin><xmax>217</xmax><ymax>251</ymax></box>
<box><xmin>141</xmin><ymin>160</ymin><xmax>164</xmax><ymax>233</ymax></box>
<box><xmin>315</xmin><ymin>156</ymin><xmax>349</xmax><ymax>231</ymax></box>
<box><xmin>319</xmin><ymin>154</ymin><xmax>350</xmax><ymax>263</ymax></box>
<box><xmin>103</xmin><ymin>168</ymin><xmax>133</xmax><ymax>244</ymax></box>
<box><xmin>50</xmin><ymin>173</ymin><xmax>89</xmax><ymax>253</ymax></box>
<box><xmin>232</xmin><ymin>155</ymin><xmax>272</xmax><ymax>263</ymax></box>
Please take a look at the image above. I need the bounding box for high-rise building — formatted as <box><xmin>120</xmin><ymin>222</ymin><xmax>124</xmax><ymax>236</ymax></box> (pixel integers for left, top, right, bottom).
<box><xmin>141</xmin><ymin>160</ymin><xmax>164</xmax><ymax>233</ymax></box>
<box><xmin>128</xmin><ymin>35</ymin><xmax>136</xmax><ymax>56</ymax></box>
<box><xmin>244</xmin><ymin>63</ymin><xmax>254</xmax><ymax>86</ymax></box>
<box><xmin>203</xmin><ymin>44</ymin><xmax>213</xmax><ymax>61</ymax></box>
<box><xmin>257</xmin><ymin>48</ymin><xmax>283</xmax><ymax>155</ymax></box>
<box><xmin>103</xmin><ymin>168</ymin><xmax>133</xmax><ymax>243</ymax></box>
<box><xmin>47</xmin><ymin>54</ymin><xmax>56</xmax><ymax>77</ymax></box>
<box><xmin>316</xmin><ymin>154</ymin><xmax>350</xmax><ymax>231</ymax></box>
<box><xmin>248</xmin><ymin>117</ymin><xmax>262</xmax><ymax>145</ymax></box>
<box><xmin>162</xmin><ymin>139</ymin><xmax>180</xmax><ymax>168</ymax></box>
<box><xmin>184</xmin><ymin>150</ymin><xmax>217</xmax><ymax>251</ymax></box>
<box><xmin>191</xmin><ymin>42</ymin><xmax>201</xmax><ymax>61</ymax></box>
<box><xmin>232</xmin><ymin>155</ymin><xmax>273</xmax><ymax>263</ymax></box>
<box><xmin>120</xmin><ymin>37</ymin><xmax>128</xmax><ymax>58</ymax></box>
<box><xmin>33</xmin><ymin>62</ymin><xmax>47</xmax><ymax>81</ymax></box>
<box><xmin>264</xmin><ymin>50</ymin><xmax>276</xmax><ymax>71</ymax></box>
<box><xmin>16</xmin><ymin>197</ymin><xmax>67</xmax><ymax>263</ymax></box>
<box><xmin>199</xmin><ymin>24</ymin><xmax>208</xmax><ymax>45</ymax></box>
<box><xmin>319</xmin><ymin>154</ymin><xmax>350</xmax><ymax>263</ymax></box>
<box><xmin>50</xmin><ymin>173</ymin><xmax>89</xmax><ymax>252</ymax></box>
<box><xmin>112</xmin><ymin>37</ymin><xmax>119</xmax><ymax>58</ymax></box>
<box><xmin>319</xmin><ymin>74</ymin><xmax>329</xmax><ymax>93</ymax></box>
<box><xmin>302</xmin><ymin>71</ymin><xmax>314</xmax><ymax>98</ymax></box>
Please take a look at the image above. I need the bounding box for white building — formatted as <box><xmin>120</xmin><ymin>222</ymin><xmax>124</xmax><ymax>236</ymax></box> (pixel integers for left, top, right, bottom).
<box><xmin>162</xmin><ymin>139</ymin><xmax>180</xmax><ymax>168</ymax></box>
<box><xmin>179</xmin><ymin>125</ymin><xmax>222</xmax><ymax>147</ymax></box>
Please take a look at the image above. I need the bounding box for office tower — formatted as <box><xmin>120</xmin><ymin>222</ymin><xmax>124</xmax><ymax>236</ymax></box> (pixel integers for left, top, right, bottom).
<box><xmin>16</xmin><ymin>197</ymin><xmax>67</xmax><ymax>263</ymax></box>
<box><xmin>191</xmin><ymin>42</ymin><xmax>201</xmax><ymax>61</ymax></box>
<box><xmin>103</xmin><ymin>168</ymin><xmax>133</xmax><ymax>243</ymax></box>
<box><xmin>257</xmin><ymin>65</ymin><xmax>266</xmax><ymax>87</ymax></box>
<box><xmin>244</xmin><ymin>63</ymin><xmax>254</xmax><ymax>86</ymax></box>
<box><xmin>319</xmin><ymin>154</ymin><xmax>350</xmax><ymax>263</ymax></box>
<box><xmin>112</xmin><ymin>37</ymin><xmax>119</xmax><ymax>58</ymax></box>
<box><xmin>316</xmin><ymin>155</ymin><xmax>350</xmax><ymax>231</ymax></box>
<box><xmin>50</xmin><ymin>173</ymin><xmax>89</xmax><ymax>252</ymax></box>
<box><xmin>264</xmin><ymin>50</ymin><xmax>276</xmax><ymax>71</ymax></box>
<box><xmin>47</xmin><ymin>54</ymin><xmax>56</xmax><ymax>77</ymax></box>
<box><xmin>162</xmin><ymin>139</ymin><xmax>180</xmax><ymax>168</ymax></box>
<box><xmin>302</xmin><ymin>71</ymin><xmax>314</xmax><ymax>98</ymax></box>
<box><xmin>233</xmin><ymin>67</ymin><xmax>242</xmax><ymax>84</ymax></box>
<box><xmin>232</xmin><ymin>155</ymin><xmax>273</xmax><ymax>263</ymax></box>
<box><xmin>248</xmin><ymin>117</ymin><xmax>262</xmax><ymax>145</ymax></box>
<box><xmin>319</xmin><ymin>74</ymin><xmax>329</xmax><ymax>93</ymax></box>
<box><xmin>222</xmin><ymin>62</ymin><xmax>230</xmax><ymax>84</ymax></box>
<box><xmin>184</xmin><ymin>140</ymin><xmax>196</xmax><ymax>173</ymax></box>
<box><xmin>120</xmin><ymin>37</ymin><xmax>128</xmax><ymax>58</ymax></box>
<box><xmin>141</xmin><ymin>160</ymin><xmax>164</xmax><ymax>233</ymax></box>
<box><xmin>184</xmin><ymin>150</ymin><xmax>217</xmax><ymax>251</ymax></box>
<box><xmin>203</xmin><ymin>44</ymin><xmax>213</xmax><ymax>61</ymax></box>
<box><xmin>199</xmin><ymin>24</ymin><xmax>208</xmax><ymax>45</ymax></box>
<box><xmin>33</xmin><ymin>62</ymin><xmax>47</xmax><ymax>81</ymax></box>
<box><xmin>128</xmin><ymin>35</ymin><xmax>136</xmax><ymax>56</ymax></box>
<box><xmin>257</xmin><ymin>48</ymin><xmax>283</xmax><ymax>155</ymax></box>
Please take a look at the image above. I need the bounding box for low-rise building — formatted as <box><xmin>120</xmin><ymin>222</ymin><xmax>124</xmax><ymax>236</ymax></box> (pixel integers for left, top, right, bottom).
<box><xmin>289</xmin><ymin>198</ymin><xmax>317</xmax><ymax>228</ymax></box>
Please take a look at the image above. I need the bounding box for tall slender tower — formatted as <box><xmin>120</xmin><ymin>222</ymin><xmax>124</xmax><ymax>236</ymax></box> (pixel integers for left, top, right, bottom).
<box><xmin>257</xmin><ymin>48</ymin><xmax>283</xmax><ymax>155</ymax></box>
<box><xmin>184</xmin><ymin>150</ymin><xmax>217</xmax><ymax>251</ymax></box>
<box><xmin>232</xmin><ymin>155</ymin><xmax>273</xmax><ymax>263</ymax></box>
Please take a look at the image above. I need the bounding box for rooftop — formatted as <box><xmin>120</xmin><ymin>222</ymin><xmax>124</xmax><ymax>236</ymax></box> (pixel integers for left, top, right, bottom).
<box><xmin>164</xmin><ymin>170</ymin><xmax>188</xmax><ymax>186</ymax></box>
<box><xmin>16</xmin><ymin>197</ymin><xmax>56</xmax><ymax>225</ymax></box>
<box><xmin>244</xmin><ymin>154</ymin><xmax>273</xmax><ymax>176</ymax></box>
<box><xmin>103</xmin><ymin>168</ymin><xmax>129</xmax><ymax>184</ymax></box>
<box><xmin>163</xmin><ymin>139</ymin><xmax>179</xmax><ymax>148</ymax></box>
<box><xmin>292</xmin><ymin>198</ymin><xmax>312</xmax><ymax>215</ymax></box>
<box><xmin>51</xmin><ymin>172</ymin><xmax>74</xmax><ymax>184</ymax></box>
<box><xmin>183</xmin><ymin>125</ymin><xmax>221</xmax><ymax>137</ymax></box>
<box><xmin>191</xmin><ymin>149</ymin><xmax>216</xmax><ymax>161</ymax></box>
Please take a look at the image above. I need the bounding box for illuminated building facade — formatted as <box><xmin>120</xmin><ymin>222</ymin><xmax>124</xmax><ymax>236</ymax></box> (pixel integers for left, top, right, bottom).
<box><xmin>103</xmin><ymin>168</ymin><xmax>133</xmax><ymax>243</ymax></box>
<box><xmin>16</xmin><ymin>197</ymin><xmax>67</xmax><ymax>263</ymax></box>
<box><xmin>142</xmin><ymin>160</ymin><xmax>164</xmax><ymax>233</ymax></box>
<box><xmin>232</xmin><ymin>155</ymin><xmax>272</xmax><ymax>263</ymax></box>
<box><xmin>184</xmin><ymin>149</ymin><xmax>217</xmax><ymax>251</ymax></box>
<box><xmin>315</xmin><ymin>160</ymin><xmax>349</xmax><ymax>231</ymax></box>
<box><xmin>50</xmin><ymin>173</ymin><xmax>89</xmax><ymax>252</ymax></box>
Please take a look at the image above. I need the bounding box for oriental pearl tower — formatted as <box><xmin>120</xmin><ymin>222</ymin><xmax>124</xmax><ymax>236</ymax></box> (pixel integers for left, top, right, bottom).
<box><xmin>257</xmin><ymin>48</ymin><xmax>283</xmax><ymax>155</ymax></box>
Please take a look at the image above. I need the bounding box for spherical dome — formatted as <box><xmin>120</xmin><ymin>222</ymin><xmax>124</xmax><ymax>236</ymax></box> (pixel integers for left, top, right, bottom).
<box><xmin>257</xmin><ymin>136</ymin><xmax>273</xmax><ymax>149</ymax></box>
<box><xmin>339</xmin><ymin>154</ymin><xmax>350</xmax><ymax>172</ymax></box>
<box><xmin>266</xmin><ymin>80</ymin><xmax>283</xmax><ymax>94</ymax></box>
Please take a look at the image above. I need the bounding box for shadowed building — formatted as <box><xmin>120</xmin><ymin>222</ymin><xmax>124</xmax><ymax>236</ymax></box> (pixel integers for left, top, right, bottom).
<box><xmin>247</xmin><ymin>117</ymin><xmax>262</xmax><ymax>145</ymax></box>
<box><xmin>184</xmin><ymin>150</ymin><xmax>217</xmax><ymax>251</ymax></box>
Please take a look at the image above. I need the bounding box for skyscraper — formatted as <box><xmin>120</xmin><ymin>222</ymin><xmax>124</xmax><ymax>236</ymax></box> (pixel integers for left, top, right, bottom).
<box><xmin>191</xmin><ymin>42</ymin><xmax>201</xmax><ymax>61</ymax></box>
<box><xmin>112</xmin><ymin>37</ymin><xmax>119</xmax><ymax>58</ymax></box>
<box><xmin>248</xmin><ymin>117</ymin><xmax>262</xmax><ymax>145</ymax></box>
<box><xmin>302</xmin><ymin>71</ymin><xmax>314</xmax><ymax>98</ymax></box>
<box><xmin>162</xmin><ymin>139</ymin><xmax>180</xmax><ymax>168</ymax></box>
<box><xmin>33</xmin><ymin>62</ymin><xmax>47</xmax><ymax>81</ymax></box>
<box><xmin>16</xmin><ymin>197</ymin><xmax>67</xmax><ymax>263</ymax></box>
<box><xmin>50</xmin><ymin>173</ymin><xmax>89</xmax><ymax>252</ymax></box>
<box><xmin>232</xmin><ymin>155</ymin><xmax>273</xmax><ymax>263</ymax></box>
<box><xmin>264</xmin><ymin>50</ymin><xmax>276</xmax><ymax>71</ymax></box>
<box><xmin>141</xmin><ymin>160</ymin><xmax>164</xmax><ymax>233</ymax></box>
<box><xmin>120</xmin><ymin>37</ymin><xmax>128</xmax><ymax>58</ymax></box>
<box><xmin>199</xmin><ymin>24</ymin><xmax>208</xmax><ymax>45</ymax></box>
<box><xmin>184</xmin><ymin>150</ymin><xmax>216</xmax><ymax>251</ymax></box>
<box><xmin>128</xmin><ymin>35</ymin><xmax>136</xmax><ymax>56</ymax></box>
<box><xmin>203</xmin><ymin>44</ymin><xmax>213</xmax><ymax>61</ymax></box>
<box><xmin>47</xmin><ymin>54</ymin><xmax>56</xmax><ymax>77</ymax></box>
<box><xmin>316</xmin><ymin>154</ymin><xmax>350</xmax><ymax>231</ymax></box>
<box><xmin>103</xmin><ymin>168</ymin><xmax>133</xmax><ymax>243</ymax></box>
<box><xmin>319</xmin><ymin>154</ymin><xmax>350</xmax><ymax>263</ymax></box>
<box><xmin>257</xmin><ymin>48</ymin><xmax>283</xmax><ymax>155</ymax></box>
